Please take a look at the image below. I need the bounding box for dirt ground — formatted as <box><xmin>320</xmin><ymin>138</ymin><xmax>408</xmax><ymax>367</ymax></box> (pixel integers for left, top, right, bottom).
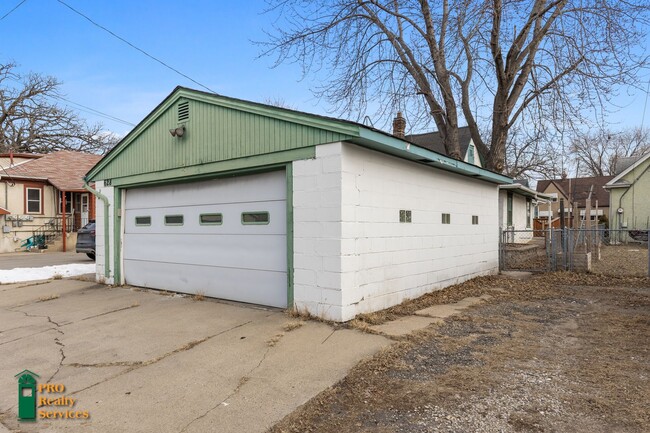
<box><xmin>592</xmin><ymin>245</ymin><xmax>649</xmax><ymax>277</ymax></box>
<box><xmin>269</xmin><ymin>273</ymin><xmax>650</xmax><ymax>433</ymax></box>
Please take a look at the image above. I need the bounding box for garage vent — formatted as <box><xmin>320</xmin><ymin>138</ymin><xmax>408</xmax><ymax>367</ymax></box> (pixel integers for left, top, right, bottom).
<box><xmin>178</xmin><ymin>101</ymin><xmax>189</xmax><ymax>122</ymax></box>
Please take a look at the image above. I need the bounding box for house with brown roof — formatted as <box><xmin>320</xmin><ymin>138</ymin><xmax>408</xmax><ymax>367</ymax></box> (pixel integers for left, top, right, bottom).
<box><xmin>0</xmin><ymin>150</ymin><xmax>102</xmax><ymax>253</ymax></box>
<box><xmin>405</xmin><ymin>125</ymin><xmax>483</xmax><ymax>167</ymax></box>
<box><xmin>536</xmin><ymin>175</ymin><xmax>613</xmax><ymax>227</ymax></box>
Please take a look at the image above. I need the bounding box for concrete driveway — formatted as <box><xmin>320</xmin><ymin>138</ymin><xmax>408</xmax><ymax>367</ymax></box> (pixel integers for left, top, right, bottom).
<box><xmin>0</xmin><ymin>252</ymin><xmax>92</xmax><ymax>270</ymax></box>
<box><xmin>0</xmin><ymin>279</ymin><xmax>389</xmax><ymax>432</ymax></box>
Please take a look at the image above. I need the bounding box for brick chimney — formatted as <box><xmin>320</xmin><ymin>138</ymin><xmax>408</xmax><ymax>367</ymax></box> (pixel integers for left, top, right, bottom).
<box><xmin>392</xmin><ymin>112</ymin><xmax>406</xmax><ymax>139</ymax></box>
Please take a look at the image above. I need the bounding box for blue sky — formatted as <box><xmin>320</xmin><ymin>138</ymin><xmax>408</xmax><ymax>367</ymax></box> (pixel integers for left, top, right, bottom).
<box><xmin>1</xmin><ymin>0</ymin><xmax>648</xmax><ymax>138</ymax></box>
<box><xmin>0</xmin><ymin>0</ymin><xmax>324</xmax><ymax>136</ymax></box>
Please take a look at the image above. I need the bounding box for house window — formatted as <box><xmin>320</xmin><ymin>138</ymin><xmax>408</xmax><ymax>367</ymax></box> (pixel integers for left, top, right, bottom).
<box><xmin>472</xmin><ymin>215</ymin><xmax>479</xmax><ymax>225</ymax></box>
<box><xmin>526</xmin><ymin>198</ymin><xmax>532</xmax><ymax>228</ymax></box>
<box><xmin>507</xmin><ymin>192</ymin><xmax>513</xmax><ymax>226</ymax></box>
<box><xmin>26</xmin><ymin>187</ymin><xmax>42</xmax><ymax>214</ymax></box>
<box><xmin>399</xmin><ymin>210</ymin><xmax>412</xmax><ymax>223</ymax></box>
<box><xmin>58</xmin><ymin>191</ymin><xmax>72</xmax><ymax>214</ymax></box>
<box><xmin>164</xmin><ymin>215</ymin><xmax>184</xmax><ymax>226</ymax></box>
<box><xmin>442</xmin><ymin>213</ymin><xmax>451</xmax><ymax>224</ymax></box>
<box><xmin>135</xmin><ymin>216</ymin><xmax>151</xmax><ymax>226</ymax></box>
<box><xmin>242</xmin><ymin>211</ymin><xmax>269</xmax><ymax>225</ymax></box>
<box><xmin>468</xmin><ymin>145</ymin><xmax>475</xmax><ymax>164</ymax></box>
<box><xmin>200</xmin><ymin>213</ymin><xmax>223</xmax><ymax>225</ymax></box>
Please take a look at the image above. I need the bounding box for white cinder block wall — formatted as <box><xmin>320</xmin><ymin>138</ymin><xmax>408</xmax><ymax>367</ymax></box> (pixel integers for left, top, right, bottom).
<box><xmin>292</xmin><ymin>143</ymin><xmax>345</xmax><ymax>320</ymax></box>
<box><xmin>293</xmin><ymin>142</ymin><xmax>500</xmax><ymax>322</ymax></box>
<box><xmin>94</xmin><ymin>180</ymin><xmax>116</xmax><ymax>285</ymax></box>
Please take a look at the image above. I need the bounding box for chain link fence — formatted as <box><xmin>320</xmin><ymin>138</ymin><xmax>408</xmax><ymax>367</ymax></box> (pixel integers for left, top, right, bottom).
<box><xmin>500</xmin><ymin>227</ymin><xmax>649</xmax><ymax>277</ymax></box>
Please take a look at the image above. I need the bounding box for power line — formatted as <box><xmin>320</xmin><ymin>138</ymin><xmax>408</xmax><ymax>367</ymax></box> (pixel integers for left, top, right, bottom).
<box><xmin>49</xmin><ymin>95</ymin><xmax>136</xmax><ymax>127</ymax></box>
<box><xmin>640</xmin><ymin>78</ymin><xmax>650</xmax><ymax>132</ymax></box>
<box><xmin>0</xmin><ymin>0</ymin><xmax>28</xmax><ymax>21</ymax></box>
<box><xmin>56</xmin><ymin>0</ymin><xmax>217</xmax><ymax>94</ymax></box>
<box><xmin>3</xmin><ymin>68</ymin><xmax>135</xmax><ymax>128</ymax></box>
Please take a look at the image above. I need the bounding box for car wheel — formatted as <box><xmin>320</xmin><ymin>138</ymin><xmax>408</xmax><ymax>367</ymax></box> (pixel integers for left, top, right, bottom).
<box><xmin>86</xmin><ymin>253</ymin><xmax>96</xmax><ymax>261</ymax></box>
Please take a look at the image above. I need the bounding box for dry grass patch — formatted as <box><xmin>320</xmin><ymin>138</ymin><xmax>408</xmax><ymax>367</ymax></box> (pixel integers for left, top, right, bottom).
<box><xmin>38</xmin><ymin>294</ymin><xmax>59</xmax><ymax>302</ymax></box>
<box><xmin>267</xmin><ymin>333</ymin><xmax>284</xmax><ymax>347</ymax></box>
<box><xmin>283</xmin><ymin>321</ymin><xmax>304</xmax><ymax>332</ymax></box>
<box><xmin>192</xmin><ymin>290</ymin><xmax>206</xmax><ymax>302</ymax></box>
<box><xmin>52</xmin><ymin>273</ymin><xmax>63</xmax><ymax>280</ymax></box>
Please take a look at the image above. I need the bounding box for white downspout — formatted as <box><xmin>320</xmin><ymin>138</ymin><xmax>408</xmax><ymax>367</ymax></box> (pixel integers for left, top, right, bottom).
<box><xmin>83</xmin><ymin>177</ymin><xmax>110</xmax><ymax>279</ymax></box>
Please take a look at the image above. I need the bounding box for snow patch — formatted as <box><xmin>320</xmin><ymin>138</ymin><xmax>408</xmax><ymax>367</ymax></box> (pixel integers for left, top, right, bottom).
<box><xmin>0</xmin><ymin>263</ymin><xmax>96</xmax><ymax>284</ymax></box>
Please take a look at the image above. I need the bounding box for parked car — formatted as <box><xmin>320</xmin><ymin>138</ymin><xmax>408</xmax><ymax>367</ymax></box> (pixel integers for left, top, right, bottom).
<box><xmin>76</xmin><ymin>221</ymin><xmax>96</xmax><ymax>260</ymax></box>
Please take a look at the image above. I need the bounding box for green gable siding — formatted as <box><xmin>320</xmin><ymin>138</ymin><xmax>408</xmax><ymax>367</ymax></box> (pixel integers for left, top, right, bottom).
<box><xmin>90</xmin><ymin>95</ymin><xmax>355</xmax><ymax>181</ymax></box>
<box><xmin>87</xmin><ymin>87</ymin><xmax>512</xmax><ymax>186</ymax></box>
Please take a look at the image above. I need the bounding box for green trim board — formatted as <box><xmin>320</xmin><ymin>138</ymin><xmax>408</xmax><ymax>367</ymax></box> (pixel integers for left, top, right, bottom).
<box><xmin>114</xmin><ymin>187</ymin><xmax>122</xmax><ymax>285</ymax></box>
<box><xmin>285</xmin><ymin>162</ymin><xmax>294</xmax><ymax>308</ymax></box>
<box><xmin>105</xmin><ymin>147</ymin><xmax>315</xmax><ymax>188</ymax></box>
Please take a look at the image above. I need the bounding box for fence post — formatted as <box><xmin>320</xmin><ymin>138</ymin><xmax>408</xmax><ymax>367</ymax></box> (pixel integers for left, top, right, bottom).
<box><xmin>498</xmin><ymin>227</ymin><xmax>503</xmax><ymax>272</ymax></box>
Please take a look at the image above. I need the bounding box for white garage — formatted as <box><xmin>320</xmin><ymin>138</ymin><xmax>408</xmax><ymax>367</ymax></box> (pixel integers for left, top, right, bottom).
<box><xmin>86</xmin><ymin>87</ymin><xmax>512</xmax><ymax>321</ymax></box>
<box><xmin>122</xmin><ymin>170</ymin><xmax>287</xmax><ymax>308</ymax></box>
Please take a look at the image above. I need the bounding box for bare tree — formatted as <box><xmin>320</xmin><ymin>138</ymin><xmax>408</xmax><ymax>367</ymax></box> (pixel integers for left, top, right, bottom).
<box><xmin>262</xmin><ymin>96</ymin><xmax>298</xmax><ymax>110</ymax></box>
<box><xmin>571</xmin><ymin>127</ymin><xmax>650</xmax><ymax>177</ymax></box>
<box><xmin>262</xmin><ymin>1</ymin><xmax>650</xmax><ymax>172</ymax></box>
<box><xmin>0</xmin><ymin>63</ymin><xmax>118</xmax><ymax>155</ymax></box>
<box><xmin>504</xmin><ymin>120</ymin><xmax>561</xmax><ymax>180</ymax></box>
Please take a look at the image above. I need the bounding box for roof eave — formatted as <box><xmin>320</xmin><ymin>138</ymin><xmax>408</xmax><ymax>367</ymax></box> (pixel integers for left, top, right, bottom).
<box><xmin>603</xmin><ymin>182</ymin><xmax>631</xmax><ymax>189</ymax></box>
<box><xmin>606</xmin><ymin>152</ymin><xmax>650</xmax><ymax>185</ymax></box>
<box><xmin>355</xmin><ymin>129</ymin><xmax>513</xmax><ymax>185</ymax></box>
<box><xmin>499</xmin><ymin>183</ymin><xmax>555</xmax><ymax>200</ymax></box>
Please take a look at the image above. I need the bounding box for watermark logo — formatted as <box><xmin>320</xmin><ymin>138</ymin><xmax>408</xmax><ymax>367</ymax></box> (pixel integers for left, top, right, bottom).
<box><xmin>15</xmin><ymin>370</ymin><xmax>90</xmax><ymax>422</ymax></box>
<box><xmin>15</xmin><ymin>370</ymin><xmax>39</xmax><ymax>421</ymax></box>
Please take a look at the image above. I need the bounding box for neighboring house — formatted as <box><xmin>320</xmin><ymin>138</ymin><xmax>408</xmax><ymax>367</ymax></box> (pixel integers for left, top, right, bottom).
<box><xmin>604</xmin><ymin>152</ymin><xmax>650</xmax><ymax>230</ymax></box>
<box><xmin>85</xmin><ymin>86</ymin><xmax>512</xmax><ymax>322</ymax></box>
<box><xmin>536</xmin><ymin>175</ymin><xmax>613</xmax><ymax>227</ymax></box>
<box><xmin>0</xmin><ymin>150</ymin><xmax>102</xmax><ymax>253</ymax></box>
<box><xmin>498</xmin><ymin>181</ymin><xmax>555</xmax><ymax>232</ymax></box>
<box><xmin>405</xmin><ymin>125</ymin><xmax>483</xmax><ymax>167</ymax></box>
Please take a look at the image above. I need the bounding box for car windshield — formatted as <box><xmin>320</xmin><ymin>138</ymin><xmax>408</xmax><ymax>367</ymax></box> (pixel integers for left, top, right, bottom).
<box><xmin>83</xmin><ymin>222</ymin><xmax>96</xmax><ymax>230</ymax></box>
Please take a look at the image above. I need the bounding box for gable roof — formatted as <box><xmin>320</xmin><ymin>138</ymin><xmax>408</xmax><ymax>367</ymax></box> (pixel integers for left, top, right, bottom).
<box><xmin>87</xmin><ymin>86</ymin><xmax>512</xmax><ymax>186</ymax></box>
<box><xmin>537</xmin><ymin>175</ymin><xmax>613</xmax><ymax>207</ymax></box>
<box><xmin>1</xmin><ymin>150</ymin><xmax>102</xmax><ymax>191</ymax></box>
<box><xmin>605</xmin><ymin>152</ymin><xmax>650</xmax><ymax>188</ymax></box>
<box><xmin>405</xmin><ymin>126</ymin><xmax>475</xmax><ymax>159</ymax></box>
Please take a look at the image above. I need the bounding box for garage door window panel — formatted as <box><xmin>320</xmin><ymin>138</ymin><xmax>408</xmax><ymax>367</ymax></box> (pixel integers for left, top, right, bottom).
<box><xmin>200</xmin><ymin>213</ymin><xmax>223</xmax><ymax>225</ymax></box>
<box><xmin>242</xmin><ymin>211</ymin><xmax>270</xmax><ymax>225</ymax></box>
<box><xmin>165</xmin><ymin>215</ymin><xmax>184</xmax><ymax>226</ymax></box>
<box><xmin>135</xmin><ymin>216</ymin><xmax>152</xmax><ymax>226</ymax></box>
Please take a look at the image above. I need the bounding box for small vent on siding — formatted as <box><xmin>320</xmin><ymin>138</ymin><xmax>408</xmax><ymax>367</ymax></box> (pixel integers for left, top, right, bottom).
<box><xmin>178</xmin><ymin>101</ymin><xmax>189</xmax><ymax>122</ymax></box>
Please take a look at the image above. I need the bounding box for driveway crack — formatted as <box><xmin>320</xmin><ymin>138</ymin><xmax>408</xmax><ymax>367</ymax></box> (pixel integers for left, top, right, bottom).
<box><xmin>178</xmin><ymin>344</ymin><xmax>273</xmax><ymax>433</ymax></box>
<box><xmin>69</xmin><ymin>320</ymin><xmax>253</xmax><ymax>396</ymax></box>
<box><xmin>9</xmin><ymin>307</ymin><xmax>66</xmax><ymax>383</ymax></box>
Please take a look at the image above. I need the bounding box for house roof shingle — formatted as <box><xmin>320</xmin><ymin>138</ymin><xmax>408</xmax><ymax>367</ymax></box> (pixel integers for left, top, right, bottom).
<box><xmin>405</xmin><ymin>126</ymin><xmax>475</xmax><ymax>159</ymax></box>
<box><xmin>536</xmin><ymin>175</ymin><xmax>614</xmax><ymax>207</ymax></box>
<box><xmin>1</xmin><ymin>151</ymin><xmax>102</xmax><ymax>191</ymax></box>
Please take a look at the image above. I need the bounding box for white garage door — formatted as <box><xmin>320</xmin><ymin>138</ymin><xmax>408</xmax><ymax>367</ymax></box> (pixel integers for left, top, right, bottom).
<box><xmin>123</xmin><ymin>170</ymin><xmax>287</xmax><ymax>308</ymax></box>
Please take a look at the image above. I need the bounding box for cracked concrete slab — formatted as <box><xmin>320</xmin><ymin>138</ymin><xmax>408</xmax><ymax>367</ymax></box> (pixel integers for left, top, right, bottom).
<box><xmin>0</xmin><ymin>280</ymin><xmax>390</xmax><ymax>433</ymax></box>
<box><xmin>415</xmin><ymin>294</ymin><xmax>492</xmax><ymax>319</ymax></box>
<box><xmin>370</xmin><ymin>315</ymin><xmax>443</xmax><ymax>337</ymax></box>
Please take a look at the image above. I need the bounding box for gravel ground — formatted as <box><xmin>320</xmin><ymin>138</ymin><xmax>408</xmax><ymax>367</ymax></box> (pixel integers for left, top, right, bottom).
<box><xmin>269</xmin><ymin>273</ymin><xmax>650</xmax><ymax>433</ymax></box>
<box><xmin>592</xmin><ymin>245</ymin><xmax>648</xmax><ymax>277</ymax></box>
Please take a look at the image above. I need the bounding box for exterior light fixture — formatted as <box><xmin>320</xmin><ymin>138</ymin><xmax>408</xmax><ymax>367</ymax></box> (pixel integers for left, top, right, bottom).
<box><xmin>169</xmin><ymin>126</ymin><xmax>185</xmax><ymax>137</ymax></box>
